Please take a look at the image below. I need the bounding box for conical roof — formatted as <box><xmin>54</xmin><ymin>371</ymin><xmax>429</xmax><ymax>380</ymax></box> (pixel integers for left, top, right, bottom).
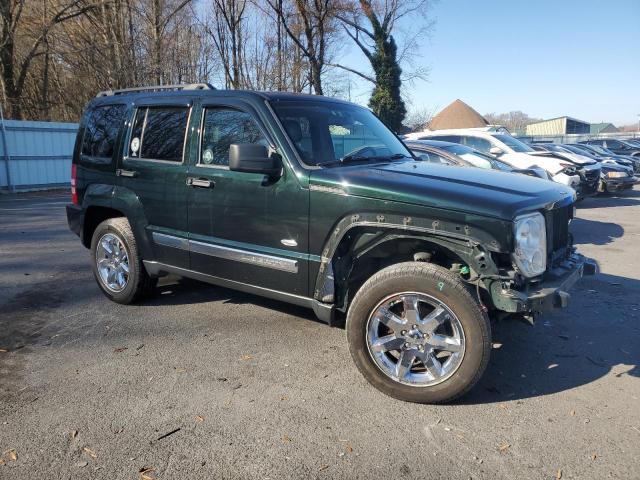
<box><xmin>429</xmin><ymin>99</ymin><xmax>488</xmax><ymax>130</ymax></box>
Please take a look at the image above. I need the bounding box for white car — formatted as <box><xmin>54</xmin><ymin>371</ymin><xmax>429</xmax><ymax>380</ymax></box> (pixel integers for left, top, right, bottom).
<box><xmin>404</xmin><ymin>129</ymin><xmax>582</xmax><ymax>190</ymax></box>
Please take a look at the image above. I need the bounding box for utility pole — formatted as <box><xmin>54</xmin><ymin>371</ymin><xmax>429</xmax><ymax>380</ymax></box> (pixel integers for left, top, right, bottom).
<box><xmin>0</xmin><ymin>104</ymin><xmax>14</xmax><ymax>193</ymax></box>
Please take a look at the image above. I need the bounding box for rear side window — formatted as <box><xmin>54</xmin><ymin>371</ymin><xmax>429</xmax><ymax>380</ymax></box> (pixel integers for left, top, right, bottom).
<box><xmin>81</xmin><ymin>104</ymin><xmax>126</xmax><ymax>159</ymax></box>
<box><xmin>129</xmin><ymin>106</ymin><xmax>189</xmax><ymax>162</ymax></box>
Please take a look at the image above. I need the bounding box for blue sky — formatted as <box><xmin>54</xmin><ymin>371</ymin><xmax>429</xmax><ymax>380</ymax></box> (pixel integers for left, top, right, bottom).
<box><xmin>340</xmin><ymin>0</ymin><xmax>640</xmax><ymax>126</ymax></box>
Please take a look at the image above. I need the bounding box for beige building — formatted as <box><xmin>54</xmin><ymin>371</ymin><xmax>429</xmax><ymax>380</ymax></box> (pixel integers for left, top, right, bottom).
<box><xmin>525</xmin><ymin>117</ymin><xmax>590</xmax><ymax>136</ymax></box>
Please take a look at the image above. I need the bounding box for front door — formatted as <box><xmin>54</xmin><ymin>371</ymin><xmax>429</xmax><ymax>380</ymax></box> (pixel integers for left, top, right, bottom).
<box><xmin>186</xmin><ymin>101</ymin><xmax>310</xmax><ymax>296</ymax></box>
<box><xmin>118</xmin><ymin>99</ymin><xmax>193</xmax><ymax>268</ymax></box>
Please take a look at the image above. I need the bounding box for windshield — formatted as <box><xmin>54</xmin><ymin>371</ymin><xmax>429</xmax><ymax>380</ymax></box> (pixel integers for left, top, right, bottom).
<box><xmin>437</xmin><ymin>144</ymin><xmax>494</xmax><ymax>169</ymax></box>
<box><xmin>491</xmin><ymin>159</ymin><xmax>514</xmax><ymax>171</ymax></box>
<box><xmin>588</xmin><ymin>144</ymin><xmax>614</xmax><ymax>155</ymax></box>
<box><xmin>271</xmin><ymin>101</ymin><xmax>410</xmax><ymax>166</ymax></box>
<box><xmin>492</xmin><ymin>134</ymin><xmax>534</xmax><ymax>153</ymax></box>
<box><xmin>562</xmin><ymin>144</ymin><xmax>596</xmax><ymax>158</ymax></box>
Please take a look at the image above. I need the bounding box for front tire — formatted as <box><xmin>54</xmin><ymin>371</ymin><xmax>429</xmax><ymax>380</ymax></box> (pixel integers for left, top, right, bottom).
<box><xmin>90</xmin><ymin>217</ymin><xmax>155</xmax><ymax>304</ymax></box>
<box><xmin>346</xmin><ymin>262</ymin><xmax>491</xmax><ymax>403</ymax></box>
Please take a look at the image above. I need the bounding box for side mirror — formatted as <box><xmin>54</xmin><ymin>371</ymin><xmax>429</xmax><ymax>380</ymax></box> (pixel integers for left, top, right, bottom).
<box><xmin>229</xmin><ymin>144</ymin><xmax>282</xmax><ymax>177</ymax></box>
<box><xmin>489</xmin><ymin>146</ymin><xmax>503</xmax><ymax>156</ymax></box>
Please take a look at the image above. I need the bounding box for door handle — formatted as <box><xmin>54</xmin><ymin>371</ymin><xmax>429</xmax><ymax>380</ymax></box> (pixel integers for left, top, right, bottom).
<box><xmin>116</xmin><ymin>169</ymin><xmax>138</xmax><ymax>178</ymax></box>
<box><xmin>186</xmin><ymin>177</ymin><xmax>214</xmax><ymax>188</ymax></box>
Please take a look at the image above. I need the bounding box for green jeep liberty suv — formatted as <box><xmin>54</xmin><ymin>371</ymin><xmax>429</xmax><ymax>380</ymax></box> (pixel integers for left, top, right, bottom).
<box><xmin>66</xmin><ymin>84</ymin><xmax>594</xmax><ymax>403</ymax></box>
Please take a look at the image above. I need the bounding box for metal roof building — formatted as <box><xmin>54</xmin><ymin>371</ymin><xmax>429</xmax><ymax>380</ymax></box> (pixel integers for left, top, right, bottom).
<box><xmin>525</xmin><ymin>116</ymin><xmax>590</xmax><ymax>136</ymax></box>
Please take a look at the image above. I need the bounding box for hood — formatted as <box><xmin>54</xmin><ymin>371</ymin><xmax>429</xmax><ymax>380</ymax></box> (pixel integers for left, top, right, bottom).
<box><xmin>601</xmin><ymin>163</ymin><xmax>628</xmax><ymax>173</ymax></box>
<box><xmin>309</xmin><ymin>160</ymin><xmax>575</xmax><ymax>221</ymax></box>
<box><xmin>529</xmin><ymin>150</ymin><xmax>597</xmax><ymax>166</ymax></box>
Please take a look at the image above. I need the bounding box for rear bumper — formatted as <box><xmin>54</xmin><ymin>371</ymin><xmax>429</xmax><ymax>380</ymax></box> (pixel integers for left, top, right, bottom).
<box><xmin>495</xmin><ymin>252</ymin><xmax>596</xmax><ymax>314</ymax></box>
<box><xmin>66</xmin><ymin>204</ymin><xmax>83</xmax><ymax>238</ymax></box>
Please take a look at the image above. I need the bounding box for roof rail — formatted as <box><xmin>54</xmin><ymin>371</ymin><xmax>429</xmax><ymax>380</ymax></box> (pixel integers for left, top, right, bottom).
<box><xmin>96</xmin><ymin>83</ymin><xmax>215</xmax><ymax>97</ymax></box>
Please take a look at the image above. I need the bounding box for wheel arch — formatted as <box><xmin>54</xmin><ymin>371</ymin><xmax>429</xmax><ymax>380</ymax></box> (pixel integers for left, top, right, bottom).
<box><xmin>81</xmin><ymin>184</ymin><xmax>153</xmax><ymax>259</ymax></box>
<box><xmin>313</xmin><ymin>216</ymin><xmax>505</xmax><ymax>313</ymax></box>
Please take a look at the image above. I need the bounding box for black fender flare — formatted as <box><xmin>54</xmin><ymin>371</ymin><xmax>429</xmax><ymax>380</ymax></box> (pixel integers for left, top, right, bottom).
<box><xmin>82</xmin><ymin>184</ymin><xmax>153</xmax><ymax>259</ymax></box>
<box><xmin>312</xmin><ymin>211</ymin><xmax>508</xmax><ymax>306</ymax></box>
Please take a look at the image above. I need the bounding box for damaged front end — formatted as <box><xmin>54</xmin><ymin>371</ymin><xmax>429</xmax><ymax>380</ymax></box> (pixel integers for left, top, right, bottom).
<box><xmin>485</xmin><ymin>203</ymin><xmax>596</xmax><ymax>320</ymax></box>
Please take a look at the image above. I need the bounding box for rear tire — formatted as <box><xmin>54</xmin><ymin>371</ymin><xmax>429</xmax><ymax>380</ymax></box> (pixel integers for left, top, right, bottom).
<box><xmin>346</xmin><ymin>262</ymin><xmax>491</xmax><ymax>403</ymax></box>
<box><xmin>90</xmin><ymin>217</ymin><xmax>155</xmax><ymax>304</ymax></box>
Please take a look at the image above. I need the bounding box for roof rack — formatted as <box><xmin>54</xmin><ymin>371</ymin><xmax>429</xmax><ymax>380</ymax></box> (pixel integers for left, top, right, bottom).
<box><xmin>96</xmin><ymin>83</ymin><xmax>215</xmax><ymax>97</ymax></box>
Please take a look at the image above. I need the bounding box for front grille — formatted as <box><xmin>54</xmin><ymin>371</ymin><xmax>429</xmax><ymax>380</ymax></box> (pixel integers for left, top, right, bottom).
<box><xmin>583</xmin><ymin>168</ymin><xmax>600</xmax><ymax>183</ymax></box>
<box><xmin>545</xmin><ymin>205</ymin><xmax>572</xmax><ymax>265</ymax></box>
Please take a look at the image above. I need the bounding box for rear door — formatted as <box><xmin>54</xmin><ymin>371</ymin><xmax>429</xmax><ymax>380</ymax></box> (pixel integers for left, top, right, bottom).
<box><xmin>118</xmin><ymin>98</ymin><xmax>193</xmax><ymax>268</ymax></box>
<box><xmin>186</xmin><ymin>100</ymin><xmax>310</xmax><ymax>296</ymax></box>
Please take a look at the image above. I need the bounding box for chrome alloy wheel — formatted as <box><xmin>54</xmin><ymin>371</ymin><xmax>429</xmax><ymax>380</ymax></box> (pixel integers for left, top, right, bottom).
<box><xmin>366</xmin><ymin>292</ymin><xmax>466</xmax><ymax>386</ymax></box>
<box><xmin>96</xmin><ymin>233</ymin><xmax>130</xmax><ymax>292</ymax></box>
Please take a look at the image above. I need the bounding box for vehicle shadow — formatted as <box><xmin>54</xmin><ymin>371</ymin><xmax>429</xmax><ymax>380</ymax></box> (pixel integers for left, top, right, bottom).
<box><xmin>149</xmin><ymin>271</ymin><xmax>640</xmax><ymax>405</ymax></box>
<box><xmin>462</xmin><ymin>271</ymin><xmax>640</xmax><ymax>404</ymax></box>
<box><xmin>570</xmin><ymin>217</ymin><xmax>624</xmax><ymax>245</ymax></box>
<box><xmin>143</xmin><ymin>275</ymin><xmax>322</xmax><ymax>324</ymax></box>
<box><xmin>578</xmin><ymin>188</ymin><xmax>640</xmax><ymax>209</ymax></box>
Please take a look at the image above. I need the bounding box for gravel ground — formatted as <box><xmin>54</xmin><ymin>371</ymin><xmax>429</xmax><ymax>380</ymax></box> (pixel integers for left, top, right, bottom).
<box><xmin>1</xmin><ymin>189</ymin><xmax>639</xmax><ymax>480</ymax></box>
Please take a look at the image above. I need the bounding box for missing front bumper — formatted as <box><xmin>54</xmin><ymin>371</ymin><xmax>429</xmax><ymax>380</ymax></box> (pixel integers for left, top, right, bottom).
<box><xmin>493</xmin><ymin>253</ymin><xmax>596</xmax><ymax>314</ymax></box>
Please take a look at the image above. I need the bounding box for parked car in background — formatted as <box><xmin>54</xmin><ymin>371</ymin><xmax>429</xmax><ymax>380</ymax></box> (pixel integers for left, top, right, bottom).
<box><xmin>561</xmin><ymin>143</ymin><xmax>638</xmax><ymax>174</ymax></box>
<box><xmin>537</xmin><ymin>144</ymin><xmax>638</xmax><ymax>194</ymax></box>
<box><xmin>568</xmin><ymin>143</ymin><xmax>639</xmax><ymax>174</ymax></box>
<box><xmin>599</xmin><ymin>162</ymin><xmax>638</xmax><ymax>193</ymax></box>
<box><xmin>580</xmin><ymin>139</ymin><xmax>640</xmax><ymax>157</ymax></box>
<box><xmin>406</xmin><ymin>140</ymin><xmax>549</xmax><ymax>180</ymax></box>
<box><xmin>403</xmin><ymin>129</ymin><xmax>595</xmax><ymax>197</ymax></box>
<box><xmin>525</xmin><ymin>143</ymin><xmax>601</xmax><ymax>198</ymax></box>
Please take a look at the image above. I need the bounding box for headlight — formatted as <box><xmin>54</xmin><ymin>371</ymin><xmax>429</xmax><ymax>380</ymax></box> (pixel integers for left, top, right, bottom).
<box><xmin>606</xmin><ymin>171</ymin><xmax>627</xmax><ymax>178</ymax></box>
<box><xmin>512</xmin><ymin>212</ymin><xmax>546</xmax><ymax>277</ymax></box>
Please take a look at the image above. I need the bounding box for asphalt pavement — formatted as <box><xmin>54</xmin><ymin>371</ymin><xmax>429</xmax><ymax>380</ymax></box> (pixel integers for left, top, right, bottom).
<box><xmin>1</xmin><ymin>189</ymin><xmax>639</xmax><ymax>479</ymax></box>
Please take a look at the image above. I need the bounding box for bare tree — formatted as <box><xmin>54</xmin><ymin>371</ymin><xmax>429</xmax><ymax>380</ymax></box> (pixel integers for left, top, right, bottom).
<box><xmin>0</xmin><ymin>0</ymin><xmax>100</xmax><ymax>118</ymax></box>
<box><xmin>405</xmin><ymin>104</ymin><xmax>438</xmax><ymax>132</ymax></box>
<box><xmin>205</xmin><ymin>0</ymin><xmax>247</xmax><ymax>89</ymax></box>
<box><xmin>484</xmin><ymin>111</ymin><xmax>542</xmax><ymax>132</ymax></box>
<box><xmin>0</xmin><ymin>0</ymin><xmax>352</xmax><ymax>121</ymax></box>
<box><xmin>335</xmin><ymin>0</ymin><xmax>433</xmax><ymax>128</ymax></box>
<box><xmin>264</xmin><ymin>0</ymin><xmax>340</xmax><ymax>95</ymax></box>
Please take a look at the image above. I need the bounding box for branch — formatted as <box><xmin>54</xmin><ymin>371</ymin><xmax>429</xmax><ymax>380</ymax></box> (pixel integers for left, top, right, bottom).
<box><xmin>335</xmin><ymin>13</ymin><xmax>374</xmax><ymax>40</ymax></box>
<box><xmin>326</xmin><ymin>62</ymin><xmax>375</xmax><ymax>83</ymax></box>
<box><xmin>162</xmin><ymin>0</ymin><xmax>192</xmax><ymax>33</ymax></box>
<box><xmin>342</xmin><ymin>25</ymin><xmax>373</xmax><ymax>63</ymax></box>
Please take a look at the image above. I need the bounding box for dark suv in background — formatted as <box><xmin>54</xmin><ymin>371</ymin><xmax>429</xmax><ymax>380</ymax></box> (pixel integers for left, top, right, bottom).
<box><xmin>67</xmin><ymin>84</ymin><xmax>594</xmax><ymax>403</ymax></box>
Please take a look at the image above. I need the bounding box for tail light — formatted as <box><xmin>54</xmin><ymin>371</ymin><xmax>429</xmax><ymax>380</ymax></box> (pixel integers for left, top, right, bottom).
<box><xmin>71</xmin><ymin>164</ymin><xmax>78</xmax><ymax>205</ymax></box>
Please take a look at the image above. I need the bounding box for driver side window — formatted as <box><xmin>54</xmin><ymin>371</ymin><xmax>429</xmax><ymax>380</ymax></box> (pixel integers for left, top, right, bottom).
<box><xmin>200</xmin><ymin>108</ymin><xmax>267</xmax><ymax>167</ymax></box>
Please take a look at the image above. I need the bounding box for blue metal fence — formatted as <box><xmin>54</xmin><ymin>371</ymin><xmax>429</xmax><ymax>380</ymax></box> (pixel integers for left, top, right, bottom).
<box><xmin>0</xmin><ymin>115</ymin><xmax>78</xmax><ymax>192</ymax></box>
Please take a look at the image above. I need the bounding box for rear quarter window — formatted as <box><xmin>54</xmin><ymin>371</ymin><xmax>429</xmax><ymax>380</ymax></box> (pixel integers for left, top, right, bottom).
<box><xmin>81</xmin><ymin>104</ymin><xmax>127</xmax><ymax>163</ymax></box>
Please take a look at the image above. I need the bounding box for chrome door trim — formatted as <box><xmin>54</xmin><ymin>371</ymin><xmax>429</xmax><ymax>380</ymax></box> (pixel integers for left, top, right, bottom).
<box><xmin>151</xmin><ymin>231</ymin><xmax>298</xmax><ymax>273</ymax></box>
<box><xmin>190</xmin><ymin>239</ymin><xmax>298</xmax><ymax>273</ymax></box>
<box><xmin>152</xmin><ymin>232</ymin><xmax>189</xmax><ymax>250</ymax></box>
